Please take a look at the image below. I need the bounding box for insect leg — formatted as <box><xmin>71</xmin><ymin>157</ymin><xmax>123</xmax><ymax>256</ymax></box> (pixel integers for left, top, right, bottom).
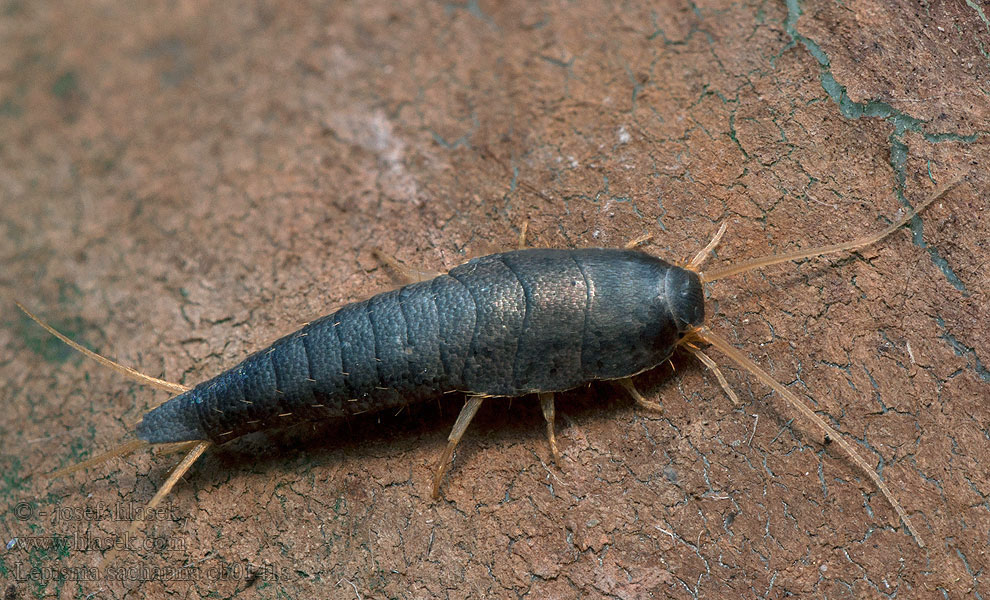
<box><xmin>431</xmin><ymin>396</ymin><xmax>485</xmax><ymax>498</ymax></box>
<box><xmin>370</xmin><ymin>248</ymin><xmax>442</xmax><ymax>284</ymax></box>
<box><xmin>613</xmin><ymin>378</ymin><xmax>662</xmax><ymax>411</ymax></box>
<box><xmin>623</xmin><ymin>233</ymin><xmax>652</xmax><ymax>249</ymax></box>
<box><xmin>688</xmin><ymin>221</ymin><xmax>728</xmax><ymax>270</ymax></box>
<box><xmin>538</xmin><ymin>392</ymin><xmax>561</xmax><ymax>463</ymax></box>
<box><xmin>683</xmin><ymin>345</ymin><xmax>740</xmax><ymax>405</ymax></box>
<box><xmin>518</xmin><ymin>221</ymin><xmax>528</xmax><ymax>249</ymax></box>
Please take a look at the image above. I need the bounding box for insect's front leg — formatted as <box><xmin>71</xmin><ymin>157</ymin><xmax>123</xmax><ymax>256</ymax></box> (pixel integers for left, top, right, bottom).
<box><xmin>613</xmin><ymin>377</ymin><xmax>663</xmax><ymax>412</ymax></box>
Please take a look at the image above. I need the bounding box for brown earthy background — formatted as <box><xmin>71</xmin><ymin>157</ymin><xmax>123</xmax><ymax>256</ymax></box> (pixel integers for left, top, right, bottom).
<box><xmin>1</xmin><ymin>1</ymin><xmax>987</xmax><ymax>598</ymax></box>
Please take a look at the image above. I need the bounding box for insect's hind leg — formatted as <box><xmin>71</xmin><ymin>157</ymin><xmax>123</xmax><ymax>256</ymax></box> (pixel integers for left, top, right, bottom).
<box><xmin>431</xmin><ymin>396</ymin><xmax>485</xmax><ymax>499</ymax></box>
<box><xmin>538</xmin><ymin>392</ymin><xmax>561</xmax><ymax>463</ymax></box>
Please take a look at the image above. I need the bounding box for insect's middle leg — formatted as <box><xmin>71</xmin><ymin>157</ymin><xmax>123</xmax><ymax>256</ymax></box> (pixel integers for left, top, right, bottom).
<box><xmin>623</xmin><ymin>233</ymin><xmax>653</xmax><ymax>249</ymax></box>
<box><xmin>538</xmin><ymin>392</ymin><xmax>561</xmax><ymax>463</ymax></box>
<box><xmin>371</xmin><ymin>248</ymin><xmax>443</xmax><ymax>284</ymax></box>
<box><xmin>517</xmin><ymin>221</ymin><xmax>528</xmax><ymax>249</ymax></box>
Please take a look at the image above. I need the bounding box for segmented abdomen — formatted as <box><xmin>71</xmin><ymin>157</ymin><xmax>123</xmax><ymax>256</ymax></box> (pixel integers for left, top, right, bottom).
<box><xmin>137</xmin><ymin>248</ymin><xmax>694</xmax><ymax>444</ymax></box>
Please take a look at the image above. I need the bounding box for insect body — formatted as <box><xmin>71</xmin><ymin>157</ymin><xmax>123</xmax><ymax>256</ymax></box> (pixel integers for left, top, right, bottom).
<box><xmin>139</xmin><ymin>249</ymin><xmax>702</xmax><ymax>445</ymax></box>
<box><xmin>22</xmin><ymin>178</ymin><xmax>964</xmax><ymax>549</ymax></box>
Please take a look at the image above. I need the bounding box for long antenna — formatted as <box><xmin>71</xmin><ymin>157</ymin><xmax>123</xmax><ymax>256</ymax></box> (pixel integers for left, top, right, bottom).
<box><xmin>701</xmin><ymin>178</ymin><xmax>965</xmax><ymax>283</ymax></box>
<box><xmin>694</xmin><ymin>326</ymin><xmax>926</xmax><ymax>547</ymax></box>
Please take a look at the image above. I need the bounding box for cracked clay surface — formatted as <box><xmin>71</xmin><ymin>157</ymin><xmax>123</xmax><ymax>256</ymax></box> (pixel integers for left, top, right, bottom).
<box><xmin>1</xmin><ymin>1</ymin><xmax>987</xmax><ymax>598</ymax></box>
